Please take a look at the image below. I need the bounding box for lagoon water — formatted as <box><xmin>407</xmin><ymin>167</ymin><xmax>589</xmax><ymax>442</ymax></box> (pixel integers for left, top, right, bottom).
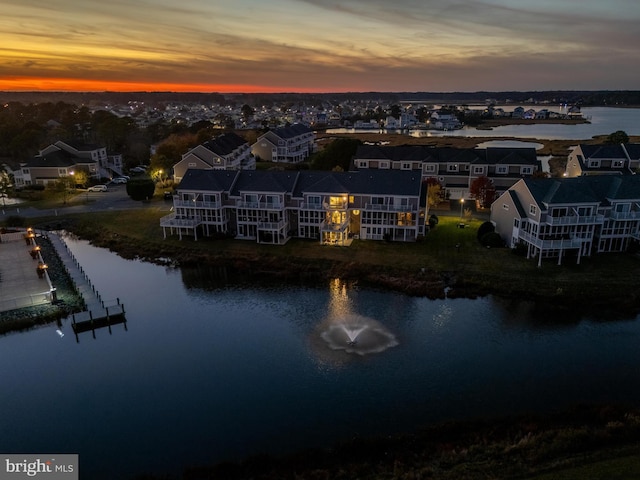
<box><xmin>2</xmin><ymin>237</ymin><xmax>640</xmax><ymax>478</ymax></box>
<box><xmin>328</xmin><ymin>106</ymin><xmax>640</xmax><ymax>139</ymax></box>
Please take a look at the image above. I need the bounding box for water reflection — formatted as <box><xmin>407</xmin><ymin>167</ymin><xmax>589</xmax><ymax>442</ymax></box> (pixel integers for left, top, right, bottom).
<box><xmin>311</xmin><ymin>279</ymin><xmax>398</xmax><ymax>363</ymax></box>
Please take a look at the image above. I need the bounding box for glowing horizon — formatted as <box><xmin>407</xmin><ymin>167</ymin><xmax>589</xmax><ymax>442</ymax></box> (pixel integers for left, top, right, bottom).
<box><xmin>2</xmin><ymin>0</ymin><xmax>638</xmax><ymax>93</ymax></box>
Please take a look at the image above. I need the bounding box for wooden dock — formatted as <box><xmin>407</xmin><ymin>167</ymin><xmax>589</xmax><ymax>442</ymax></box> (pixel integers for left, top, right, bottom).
<box><xmin>47</xmin><ymin>232</ymin><xmax>127</xmax><ymax>342</ymax></box>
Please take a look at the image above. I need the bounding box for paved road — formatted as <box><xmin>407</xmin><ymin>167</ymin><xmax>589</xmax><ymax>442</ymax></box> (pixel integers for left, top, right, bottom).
<box><xmin>0</xmin><ymin>183</ymin><xmax>173</xmax><ymax>219</ymax></box>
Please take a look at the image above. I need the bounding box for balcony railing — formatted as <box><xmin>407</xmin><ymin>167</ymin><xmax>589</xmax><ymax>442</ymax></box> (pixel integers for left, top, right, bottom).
<box><xmin>160</xmin><ymin>214</ymin><xmax>201</xmax><ymax>228</ymax></box>
<box><xmin>544</xmin><ymin>214</ymin><xmax>604</xmax><ymax>225</ymax></box>
<box><xmin>237</xmin><ymin>201</ymin><xmax>283</xmax><ymax>209</ymax></box>
<box><xmin>364</xmin><ymin>203</ymin><xmax>416</xmax><ymax>212</ymax></box>
<box><xmin>300</xmin><ymin>202</ymin><xmax>324</xmax><ymax>210</ymax></box>
<box><xmin>320</xmin><ymin>219</ymin><xmax>349</xmax><ymax>232</ymax></box>
<box><xmin>258</xmin><ymin>219</ymin><xmax>287</xmax><ymax>230</ymax></box>
<box><xmin>609</xmin><ymin>211</ymin><xmax>640</xmax><ymax>220</ymax></box>
<box><xmin>518</xmin><ymin>231</ymin><xmax>586</xmax><ymax>249</ymax></box>
<box><xmin>173</xmin><ymin>199</ymin><xmax>221</xmax><ymax>209</ymax></box>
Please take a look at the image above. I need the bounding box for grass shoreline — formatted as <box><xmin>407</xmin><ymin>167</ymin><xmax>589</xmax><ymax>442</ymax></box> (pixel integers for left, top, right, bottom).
<box><xmin>32</xmin><ymin>208</ymin><xmax>640</xmax><ymax>318</ymax></box>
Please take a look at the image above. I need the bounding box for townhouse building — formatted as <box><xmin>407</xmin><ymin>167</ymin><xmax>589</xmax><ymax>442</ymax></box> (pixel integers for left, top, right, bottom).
<box><xmin>566</xmin><ymin>143</ymin><xmax>640</xmax><ymax>177</ymax></box>
<box><xmin>173</xmin><ymin>132</ymin><xmax>255</xmax><ymax>183</ymax></box>
<box><xmin>160</xmin><ymin>169</ymin><xmax>424</xmax><ymax>245</ymax></box>
<box><xmin>490</xmin><ymin>176</ymin><xmax>640</xmax><ymax>266</ymax></box>
<box><xmin>11</xmin><ymin>140</ymin><xmax>122</xmax><ymax>187</ymax></box>
<box><xmin>250</xmin><ymin>124</ymin><xmax>315</xmax><ymax>163</ymax></box>
<box><xmin>352</xmin><ymin>145</ymin><xmax>541</xmax><ymax>200</ymax></box>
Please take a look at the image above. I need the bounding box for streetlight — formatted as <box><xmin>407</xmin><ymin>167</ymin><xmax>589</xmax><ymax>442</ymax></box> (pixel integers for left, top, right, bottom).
<box><xmin>459</xmin><ymin>198</ymin><xmax>465</xmax><ymax>220</ymax></box>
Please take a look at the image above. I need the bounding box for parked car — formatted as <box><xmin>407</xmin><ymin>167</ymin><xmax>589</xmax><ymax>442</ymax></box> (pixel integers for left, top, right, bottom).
<box><xmin>111</xmin><ymin>177</ymin><xmax>128</xmax><ymax>184</ymax></box>
<box><xmin>87</xmin><ymin>185</ymin><xmax>108</xmax><ymax>192</ymax></box>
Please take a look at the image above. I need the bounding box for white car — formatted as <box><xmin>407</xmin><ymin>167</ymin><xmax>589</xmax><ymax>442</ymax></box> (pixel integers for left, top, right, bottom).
<box><xmin>87</xmin><ymin>185</ymin><xmax>108</xmax><ymax>192</ymax></box>
<box><xmin>111</xmin><ymin>177</ymin><xmax>128</xmax><ymax>184</ymax></box>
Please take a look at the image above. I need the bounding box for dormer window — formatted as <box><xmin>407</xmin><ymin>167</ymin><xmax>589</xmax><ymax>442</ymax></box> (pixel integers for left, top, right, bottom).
<box><xmin>588</xmin><ymin>160</ymin><xmax>600</xmax><ymax>168</ymax></box>
<box><xmin>521</xmin><ymin>166</ymin><xmax>533</xmax><ymax>175</ymax></box>
<box><xmin>613</xmin><ymin>160</ymin><xmax>624</xmax><ymax>168</ymax></box>
<box><xmin>496</xmin><ymin>165</ymin><xmax>508</xmax><ymax>174</ymax></box>
<box><xmin>447</xmin><ymin>164</ymin><xmax>459</xmax><ymax>172</ymax></box>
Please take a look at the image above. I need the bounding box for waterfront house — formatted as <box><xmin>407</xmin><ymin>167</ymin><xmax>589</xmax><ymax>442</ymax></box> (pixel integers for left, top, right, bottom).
<box><xmin>566</xmin><ymin>143</ymin><xmax>640</xmax><ymax>177</ymax></box>
<box><xmin>490</xmin><ymin>176</ymin><xmax>640</xmax><ymax>266</ymax></box>
<box><xmin>250</xmin><ymin>124</ymin><xmax>315</xmax><ymax>163</ymax></box>
<box><xmin>352</xmin><ymin>145</ymin><xmax>541</xmax><ymax>200</ymax></box>
<box><xmin>173</xmin><ymin>132</ymin><xmax>255</xmax><ymax>183</ymax></box>
<box><xmin>160</xmin><ymin>169</ymin><xmax>424</xmax><ymax>245</ymax></box>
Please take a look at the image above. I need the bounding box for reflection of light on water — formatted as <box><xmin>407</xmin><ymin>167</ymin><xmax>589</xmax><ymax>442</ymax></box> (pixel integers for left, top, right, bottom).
<box><xmin>328</xmin><ymin>277</ymin><xmax>351</xmax><ymax>318</ymax></box>
<box><xmin>433</xmin><ymin>304</ymin><xmax>452</xmax><ymax>329</ymax></box>
<box><xmin>311</xmin><ymin>279</ymin><xmax>399</xmax><ymax>362</ymax></box>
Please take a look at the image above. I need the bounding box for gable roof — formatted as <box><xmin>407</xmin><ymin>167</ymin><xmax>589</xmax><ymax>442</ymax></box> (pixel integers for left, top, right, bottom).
<box><xmin>201</xmin><ymin>132</ymin><xmax>247</xmax><ymax>157</ymax></box>
<box><xmin>523</xmin><ymin>175</ymin><xmax>640</xmax><ymax>207</ymax></box>
<box><xmin>268</xmin><ymin>124</ymin><xmax>312</xmax><ymax>140</ymax></box>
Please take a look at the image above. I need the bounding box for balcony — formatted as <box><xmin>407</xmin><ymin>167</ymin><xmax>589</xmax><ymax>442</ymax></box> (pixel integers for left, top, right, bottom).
<box><xmin>173</xmin><ymin>199</ymin><xmax>221</xmax><ymax>209</ymax></box>
<box><xmin>258</xmin><ymin>219</ymin><xmax>287</xmax><ymax>230</ymax></box>
<box><xmin>300</xmin><ymin>202</ymin><xmax>324</xmax><ymax>210</ymax></box>
<box><xmin>160</xmin><ymin>214</ymin><xmax>201</xmax><ymax>228</ymax></box>
<box><xmin>609</xmin><ymin>211</ymin><xmax>640</xmax><ymax>221</ymax></box>
<box><xmin>518</xmin><ymin>231</ymin><xmax>586</xmax><ymax>249</ymax></box>
<box><xmin>320</xmin><ymin>218</ymin><xmax>349</xmax><ymax>233</ymax></box>
<box><xmin>364</xmin><ymin>203</ymin><xmax>415</xmax><ymax>212</ymax></box>
<box><xmin>237</xmin><ymin>201</ymin><xmax>283</xmax><ymax>209</ymax></box>
<box><xmin>544</xmin><ymin>214</ymin><xmax>604</xmax><ymax>226</ymax></box>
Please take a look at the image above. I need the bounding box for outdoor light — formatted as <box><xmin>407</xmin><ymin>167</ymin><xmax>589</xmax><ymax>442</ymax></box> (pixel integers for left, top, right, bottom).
<box><xmin>460</xmin><ymin>198</ymin><xmax>465</xmax><ymax>220</ymax></box>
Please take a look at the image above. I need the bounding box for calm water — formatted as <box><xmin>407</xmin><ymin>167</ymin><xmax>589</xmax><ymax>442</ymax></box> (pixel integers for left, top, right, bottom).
<box><xmin>328</xmin><ymin>107</ymin><xmax>640</xmax><ymax>139</ymax></box>
<box><xmin>1</xmin><ymin>237</ymin><xmax>640</xmax><ymax>478</ymax></box>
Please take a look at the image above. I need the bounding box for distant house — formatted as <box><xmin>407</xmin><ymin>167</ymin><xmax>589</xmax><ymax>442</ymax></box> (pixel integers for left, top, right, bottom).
<box><xmin>511</xmin><ymin>107</ymin><xmax>525</xmax><ymax>119</ymax></box>
<box><xmin>11</xmin><ymin>140</ymin><xmax>121</xmax><ymax>187</ymax></box>
<box><xmin>160</xmin><ymin>169</ymin><xmax>424</xmax><ymax>245</ymax></box>
<box><xmin>352</xmin><ymin>145</ymin><xmax>541</xmax><ymax>200</ymax></box>
<box><xmin>566</xmin><ymin>144</ymin><xmax>640</xmax><ymax>177</ymax></box>
<box><xmin>250</xmin><ymin>124</ymin><xmax>315</xmax><ymax>163</ymax></box>
<box><xmin>429</xmin><ymin>111</ymin><xmax>461</xmax><ymax>130</ymax></box>
<box><xmin>491</xmin><ymin>176</ymin><xmax>640</xmax><ymax>266</ymax></box>
<box><xmin>173</xmin><ymin>132</ymin><xmax>255</xmax><ymax>183</ymax></box>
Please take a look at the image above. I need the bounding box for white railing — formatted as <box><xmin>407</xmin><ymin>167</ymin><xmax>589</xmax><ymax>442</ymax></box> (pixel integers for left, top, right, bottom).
<box><xmin>609</xmin><ymin>211</ymin><xmax>640</xmax><ymax>220</ymax></box>
<box><xmin>300</xmin><ymin>202</ymin><xmax>324</xmax><ymax>210</ymax></box>
<box><xmin>518</xmin><ymin>231</ymin><xmax>586</xmax><ymax>249</ymax></box>
<box><xmin>544</xmin><ymin>214</ymin><xmax>604</xmax><ymax>225</ymax></box>
<box><xmin>160</xmin><ymin>214</ymin><xmax>201</xmax><ymax>227</ymax></box>
<box><xmin>173</xmin><ymin>200</ymin><xmax>221</xmax><ymax>209</ymax></box>
<box><xmin>320</xmin><ymin>219</ymin><xmax>349</xmax><ymax>232</ymax></box>
<box><xmin>237</xmin><ymin>201</ymin><xmax>283</xmax><ymax>209</ymax></box>
<box><xmin>365</xmin><ymin>203</ymin><xmax>416</xmax><ymax>212</ymax></box>
<box><xmin>258</xmin><ymin>220</ymin><xmax>287</xmax><ymax>230</ymax></box>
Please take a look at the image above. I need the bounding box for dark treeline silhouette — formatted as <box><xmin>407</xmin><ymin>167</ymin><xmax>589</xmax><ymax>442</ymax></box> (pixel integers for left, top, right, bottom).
<box><xmin>1</xmin><ymin>90</ymin><xmax>640</xmax><ymax>107</ymax></box>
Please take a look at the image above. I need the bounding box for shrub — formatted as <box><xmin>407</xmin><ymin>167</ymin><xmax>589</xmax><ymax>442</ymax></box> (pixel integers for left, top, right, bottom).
<box><xmin>428</xmin><ymin>214</ymin><xmax>439</xmax><ymax>229</ymax></box>
<box><xmin>477</xmin><ymin>221</ymin><xmax>495</xmax><ymax>242</ymax></box>
<box><xmin>480</xmin><ymin>231</ymin><xmax>505</xmax><ymax>248</ymax></box>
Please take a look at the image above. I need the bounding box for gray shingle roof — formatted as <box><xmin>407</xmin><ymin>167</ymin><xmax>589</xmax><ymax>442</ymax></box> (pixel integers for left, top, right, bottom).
<box><xmin>524</xmin><ymin>175</ymin><xmax>640</xmax><ymax>206</ymax></box>
<box><xmin>202</xmin><ymin>132</ymin><xmax>247</xmax><ymax>156</ymax></box>
<box><xmin>177</xmin><ymin>169</ymin><xmax>239</xmax><ymax>191</ymax></box>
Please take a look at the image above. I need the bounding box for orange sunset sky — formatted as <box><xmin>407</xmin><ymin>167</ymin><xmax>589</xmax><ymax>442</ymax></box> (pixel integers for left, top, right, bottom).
<box><xmin>1</xmin><ymin>0</ymin><xmax>639</xmax><ymax>93</ymax></box>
